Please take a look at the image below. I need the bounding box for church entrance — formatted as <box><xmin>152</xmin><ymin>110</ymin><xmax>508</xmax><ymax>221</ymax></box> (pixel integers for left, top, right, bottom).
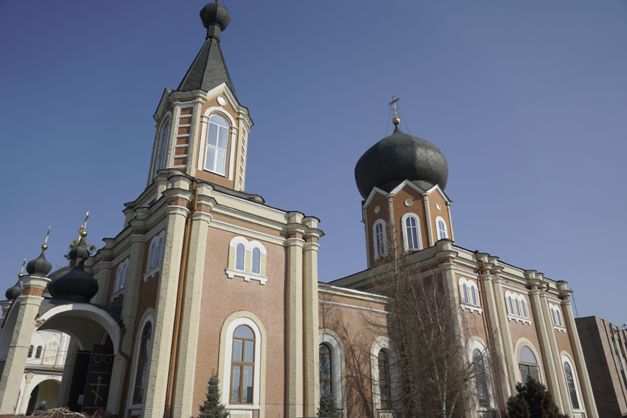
<box><xmin>67</xmin><ymin>343</ymin><xmax>114</xmax><ymax>412</ymax></box>
<box><xmin>34</xmin><ymin>303</ymin><xmax>122</xmax><ymax>414</ymax></box>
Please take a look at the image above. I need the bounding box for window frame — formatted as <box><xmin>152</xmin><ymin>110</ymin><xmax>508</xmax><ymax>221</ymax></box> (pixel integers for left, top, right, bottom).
<box><xmin>113</xmin><ymin>257</ymin><xmax>130</xmax><ymax>297</ymax></box>
<box><xmin>226</xmin><ymin>237</ymin><xmax>268</xmax><ymax>285</ymax></box>
<box><xmin>229</xmin><ymin>325</ymin><xmax>256</xmax><ymax>405</ymax></box>
<box><xmin>320</xmin><ymin>330</ymin><xmax>344</xmax><ymax>410</ymax></box>
<box><xmin>401</xmin><ymin>213</ymin><xmax>421</xmax><ymax>252</ymax></box>
<box><xmin>459</xmin><ymin>278</ymin><xmax>482</xmax><ymax>312</ymax></box>
<box><xmin>562</xmin><ymin>356</ymin><xmax>582</xmax><ymax>411</ymax></box>
<box><xmin>435</xmin><ymin>216</ymin><xmax>448</xmax><ymax>240</ymax></box>
<box><xmin>204</xmin><ymin>113</ymin><xmax>230</xmax><ymax>176</ymax></box>
<box><xmin>128</xmin><ymin>311</ymin><xmax>155</xmax><ymax>410</ymax></box>
<box><xmin>221</xmin><ymin>315</ymin><xmax>264</xmax><ymax>411</ymax></box>
<box><xmin>371</xmin><ymin>337</ymin><xmax>398</xmax><ymax>412</ymax></box>
<box><xmin>373</xmin><ymin>219</ymin><xmax>388</xmax><ymax>260</ymax></box>
<box><xmin>517</xmin><ymin>344</ymin><xmax>541</xmax><ymax>383</ymax></box>
<box><xmin>467</xmin><ymin>338</ymin><xmax>494</xmax><ymax>412</ymax></box>
<box><xmin>144</xmin><ymin>230</ymin><xmax>165</xmax><ymax>280</ymax></box>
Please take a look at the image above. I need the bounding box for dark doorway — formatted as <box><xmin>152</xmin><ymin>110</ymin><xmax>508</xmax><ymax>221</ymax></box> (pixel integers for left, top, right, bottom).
<box><xmin>67</xmin><ymin>343</ymin><xmax>114</xmax><ymax>412</ymax></box>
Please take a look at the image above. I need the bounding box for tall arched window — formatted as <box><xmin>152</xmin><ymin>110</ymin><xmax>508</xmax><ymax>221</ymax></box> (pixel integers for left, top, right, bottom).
<box><xmin>462</xmin><ymin>284</ymin><xmax>469</xmax><ymax>304</ymax></box>
<box><xmin>251</xmin><ymin>247</ymin><xmax>261</xmax><ymax>275</ymax></box>
<box><xmin>35</xmin><ymin>346</ymin><xmax>42</xmax><ymax>359</ymax></box>
<box><xmin>436</xmin><ymin>217</ymin><xmax>448</xmax><ymax>240</ymax></box>
<box><xmin>28</xmin><ymin>345</ymin><xmax>33</xmax><ymax>358</ymax></box>
<box><xmin>205</xmin><ymin>114</ymin><xmax>230</xmax><ymax>175</ymax></box>
<box><xmin>378</xmin><ymin>349</ymin><xmax>392</xmax><ymax>409</ymax></box>
<box><xmin>145</xmin><ymin>231</ymin><xmax>165</xmax><ymax>278</ymax></box>
<box><xmin>132</xmin><ymin>321</ymin><xmax>153</xmax><ymax>405</ymax></box>
<box><xmin>154</xmin><ymin>119</ymin><xmax>171</xmax><ymax>177</ymax></box>
<box><xmin>563</xmin><ymin>360</ymin><xmax>580</xmax><ymax>410</ymax></box>
<box><xmin>402</xmin><ymin>214</ymin><xmax>420</xmax><ymax>251</ymax></box>
<box><xmin>471</xmin><ymin>286</ymin><xmax>478</xmax><ymax>306</ymax></box>
<box><xmin>373</xmin><ymin>220</ymin><xmax>387</xmax><ymax>259</ymax></box>
<box><xmin>230</xmin><ymin>325</ymin><xmax>255</xmax><ymax>404</ymax></box>
<box><xmin>319</xmin><ymin>343</ymin><xmax>333</xmax><ymax>396</ymax></box>
<box><xmin>114</xmin><ymin>258</ymin><xmax>129</xmax><ymax>295</ymax></box>
<box><xmin>235</xmin><ymin>243</ymin><xmax>246</xmax><ymax>271</ymax></box>
<box><xmin>519</xmin><ymin>346</ymin><xmax>539</xmax><ymax>382</ymax></box>
<box><xmin>473</xmin><ymin>349</ymin><xmax>489</xmax><ymax>407</ymax></box>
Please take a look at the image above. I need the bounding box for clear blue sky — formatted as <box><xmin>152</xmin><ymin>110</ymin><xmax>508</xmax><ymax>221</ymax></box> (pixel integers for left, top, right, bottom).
<box><xmin>1</xmin><ymin>1</ymin><xmax>626</xmax><ymax>325</ymax></box>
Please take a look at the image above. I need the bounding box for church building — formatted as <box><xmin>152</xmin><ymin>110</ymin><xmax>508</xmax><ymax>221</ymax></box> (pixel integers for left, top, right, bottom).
<box><xmin>0</xmin><ymin>3</ymin><xmax>600</xmax><ymax>418</ymax></box>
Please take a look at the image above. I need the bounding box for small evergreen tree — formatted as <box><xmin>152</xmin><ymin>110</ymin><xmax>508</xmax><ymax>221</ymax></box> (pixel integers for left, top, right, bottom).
<box><xmin>318</xmin><ymin>389</ymin><xmax>338</xmax><ymax>418</ymax></box>
<box><xmin>505</xmin><ymin>377</ymin><xmax>567</xmax><ymax>418</ymax></box>
<box><xmin>198</xmin><ymin>375</ymin><xmax>229</xmax><ymax>418</ymax></box>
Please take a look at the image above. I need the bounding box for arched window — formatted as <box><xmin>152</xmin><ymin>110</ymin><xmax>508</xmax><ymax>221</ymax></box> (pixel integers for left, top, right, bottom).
<box><xmin>132</xmin><ymin>321</ymin><xmax>153</xmax><ymax>405</ymax></box>
<box><xmin>402</xmin><ymin>214</ymin><xmax>420</xmax><ymax>251</ymax></box>
<box><xmin>378</xmin><ymin>349</ymin><xmax>392</xmax><ymax>409</ymax></box>
<box><xmin>35</xmin><ymin>346</ymin><xmax>42</xmax><ymax>359</ymax></box>
<box><xmin>563</xmin><ymin>360</ymin><xmax>580</xmax><ymax>410</ymax></box>
<box><xmin>521</xmin><ymin>301</ymin><xmax>528</xmax><ymax>319</ymax></box>
<box><xmin>507</xmin><ymin>296</ymin><xmax>514</xmax><ymax>315</ymax></box>
<box><xmin>235</xmin><ymin>243</ymin><xmax>246</xmax><ymax>271</ymax></box>
<box><xmin>373</xmin><ymin>220</ymin><xmax>387</xmax><ymax>259</ymax></box>
<box><xmin>436</xmin><ymin>217</ymin><xmax>448</xmax><ymax>240</ymax></box>
<box><xmin>145</xmin><ymin>231</ymin><xmax>165</xmax><ymax>277</ymax></box>
<box><xmin>227</xmin><ymin>237</ymin><xmax>268</xmax><ymax>285</ymax></box>
<box><xmin>519</xmin><ymin>346</ymin><xmax>539</xmax><ymax>382</ymax></box>
<box><xmin>230</xmin><ymin>325</ymin><xmax>255</xmax><ymax>404</ymax></box>
<box><xmin>205</xmin><ymin>114</ymin><xmax>230</xmax><ymax>175</ymax></box>
<box><xmin>471</xmin><ymin>286</ymin><xmax>478</xmax><ymax>306</ymax></box>
<box><xmin>251</xmin><ymin>247</ymin><xmax>261</xmax><ymax>275</ymax></box>
<box><xmin>319</xmin><ymin>343</ymin><xmax>333</xmax><ymax>396</ymax></box>
<box><xmin>462</xmin><ymin>284</ymin><xmax>469</xmax><ymax>304</ymax></box>
<box><xmin>154</xmin><ymin>119</ymin><xmax>171</xmax><ymax>177</ymax></box>
<box><xmin>28</xmin><ymin>345</ymin><xmax>33</xmax><ymax>358</ymax></box>
<box><xmin>114</xmin><ymin>258</ymin><xmax>129</xmax><ymax>294</ymax></box>
<box><xmin>473</xmin><ymin>349</ymin><xmax>490</xmax><ymax>407</ymax></box>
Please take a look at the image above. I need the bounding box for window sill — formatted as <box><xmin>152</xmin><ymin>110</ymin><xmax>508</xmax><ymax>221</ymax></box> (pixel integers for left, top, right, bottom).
<box><xmin>143</xmin><ymin>270</ymin><xmax>160</xmax><ymax>282</ymax></box>
<box><xmin>553</xmin><ymin>325</ymin><xmax>567</xmax><ymax>333</ymax></box>
<box><xmin>507</xmin><ymin>315</ymin><xmax>532</xmax><ymax>326</ymax></box>
<box><xmin>202</xmin><ymin>167</ymin><xmax>227</xmax><ymax>178</ymax></box>
<box><xmin>226</xmin><ymin>268</ymin><xmax>267</xmax><ymax>285</ymax></box>
<box><xmin>460</xmin><ymin>303</ymin><xmax>483</xmax><ymax>314</ymax></box>
<box><xmin>225</xmin><ymin>404</ymin><xmax>259</xmax><ymax>411</ymax></box>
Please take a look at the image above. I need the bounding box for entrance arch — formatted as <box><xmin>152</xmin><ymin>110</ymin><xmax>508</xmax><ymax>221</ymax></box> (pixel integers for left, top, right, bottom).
<box><xmin>33</xmin><ymin>302</ymin><xmax>122</xmax><ymax>414</ymax></box>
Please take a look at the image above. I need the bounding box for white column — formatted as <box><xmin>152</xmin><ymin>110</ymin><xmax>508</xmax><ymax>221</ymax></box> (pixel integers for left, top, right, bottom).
<box><xmin>106</xmin><ymin>231</ymin><xmax>147</xmax><ymax>414</ymax></box>
<box><xmin>558</xmin><ymin>282</ymin><xmax>599</xmax><ymax>418</ymax></box>
<box><xmin>286</xmin><ymin>213</ymin><xmax>305</xmax><ymax>418</ymax></box>
<box><xmin>172</xmin><ymin>211</ymin><xmax>212</xmax><ymax>417</ymax></box>
<box><xmin>142</xmin><ymin>186</ymin><xmax>192</xmax><ymax>418</ymax></box>
<box><xmin>0</xmin><ymin>275</ymin><xmax>49</xmax><ymax>413</ymax></box>
<box><xmin>526</xmin><ymin>273</ymin><xmax>564</xmax><ymax>412</ymax></box>
<box><xmin>302</xmin><ymin>218</ymin><xmax>322</xmax><ymax>417</ymax></box>
<box><xmin>490</xmin><ymin>273</ymin><xmax>518</xmax><ymax>394</ymax></box>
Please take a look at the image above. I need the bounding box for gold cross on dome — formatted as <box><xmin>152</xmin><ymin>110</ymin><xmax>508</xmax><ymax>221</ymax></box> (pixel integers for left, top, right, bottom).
<box><xmin>388</xmin><ymin>96</ymin><xmax>400</xmax><ymax>119</ymax></box>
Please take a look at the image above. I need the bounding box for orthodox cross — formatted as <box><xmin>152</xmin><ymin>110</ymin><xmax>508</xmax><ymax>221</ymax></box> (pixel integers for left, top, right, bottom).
<box><xmin>389</xmin><ymin>96</ymin><xmax>400</xmax><ymax>119</ymax></box>
<box><xmin>89</xmin><ymin>375</ymin><xmax>106</xmax><ymax>404</ymax></box>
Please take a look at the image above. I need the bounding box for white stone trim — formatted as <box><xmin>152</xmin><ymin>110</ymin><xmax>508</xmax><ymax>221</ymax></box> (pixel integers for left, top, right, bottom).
<box><xmin>435</xmin><ymin>216</ymin><xmax>448</xmax><ymax>240</ymax></box>
<box><xmin>319</xmin><ymin>330</ymin><xmax>344</xmax><ymax>410</ymax></box>
<box><xmin>513</xmin><ymin>338</ymin><xmax>544</xmax><ymax>384</ymax></box>
<box><xmin>561</xmin><ymin>352</ymin><xmax>585</xmax><ymax>413</ymax></box>
<box><xmin>467</xmin><ymin>337</ymin><xmax>496</xmax><ymax>412</ymax></box>
<box><xmin>220</xmin><ymin>314</ymin><xmax>265</xmax><ymax>413</ymax></box>
<box><xmin>144</xmin><ymin>230</ymin><xmax>166</xmax><ymax>281</ymax></box>
<box><xmin>127</xmin><ymin>309</ymin><xmax>155</xmax><ymax>412</ymax></box>
<box><xmin>37</xmin><ymin>304</ymin><xmax>121</xmax><ymax>355</ymax></box>
<box><xmin>505</xmin><ymin>291</ymin><xmax>531</xmax><ymax>323</ymax></box>
<box><xmin>372</xmin><ymin>219</ymin><xmax>388</xmax><ymax>260</ymax></box>
<box><xmin>198</xmin><ymin>108</ymin><xmax>238</xmax><ymax>177</ymax></box>
<box><xmin>400</xmin><ymin>212</ymin><xmax>422</xmax><ymax>252</ymax></box>
<box><xmin>227</xmin><ymin>236</ymin><xmax>268</xmax><ymax>285</ymax></box>
<box><xmin>458</xmin><ymin>277</ymin><xmax>482</xmax><ymax>311</ymax></box>
<box><xmin>370</xmin><ymin>336</ymin><xmax>399</xmax><ymax>412</ymax></box>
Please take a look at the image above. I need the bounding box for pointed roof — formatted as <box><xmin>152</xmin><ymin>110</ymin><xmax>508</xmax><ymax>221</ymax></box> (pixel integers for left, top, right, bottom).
<box><xmin>177</xmin><ymin>37</ymin><xmax>236</xmax><ymax>94</ymax></box>
<box><xmin>177</xmin><ymin>2</ymin><xmax>236</xmax><ymax>95</ymax></box>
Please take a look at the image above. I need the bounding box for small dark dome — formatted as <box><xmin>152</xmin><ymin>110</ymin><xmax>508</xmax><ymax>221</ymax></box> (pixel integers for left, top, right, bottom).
<box><xmin>354</xmin><ymin>127</ymin><xmax>448</xmax><ymax>199</ymax></box>
<box><xmin>48</xmin><ymin>262</ymin><xmax>98</xmax><ymax>303</ymax></box>
<box><xmin>5</xmin><ymin>279</ymin><xmax>23</xmax><ymax>300</ymax></box>
<box><xmin>26</xmin><ymin>247</ymin><xmax>53</xmax><ymax>277</ymax></box>
<box><xmin>200</xmin><ymin>2</ymin><xmax>230</xmax><ymax>31</ymax></box>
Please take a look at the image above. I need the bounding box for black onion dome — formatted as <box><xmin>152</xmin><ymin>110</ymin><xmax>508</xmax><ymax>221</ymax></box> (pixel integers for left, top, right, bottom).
<box><xmin>354</xmin><ymin>127</ymin><xmax>448</xmax><ymax>199</ymax></box>
<box><xmin>26</xmin><ymin>247</ymin><xmax>53</xmax><ymax>277</ymax></box>
<box><xmin>48</xmin><ymin>261</ymin><xmax>98</xmax><ymax>303</ymax></box>
<box><xmin>5</xmin><ymin>278</ymin><xmax>23</xmax><ymax>300</ymax></box>
<box><xmin>200</xmin><ymin>2</ymin><xmax>230</xmax><ymax>32</ymax></box>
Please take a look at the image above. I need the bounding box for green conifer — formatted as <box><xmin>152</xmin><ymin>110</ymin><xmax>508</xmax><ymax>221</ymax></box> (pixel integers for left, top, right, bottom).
<box><xmin>318</xmin><ymin>389</ymin><xmax>338</xmax><ymax>418</ymax></box>
<box><xmin>198</xmin><ymin>375</ymin><xmax>229</xmax><ymax>418</ymax></box>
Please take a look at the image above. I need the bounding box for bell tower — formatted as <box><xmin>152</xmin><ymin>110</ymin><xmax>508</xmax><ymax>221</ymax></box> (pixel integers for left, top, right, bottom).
<box><xmin>148</xmin><ymin>2</ymin><xmax>253</xmax><ymax>191</ymax></box>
